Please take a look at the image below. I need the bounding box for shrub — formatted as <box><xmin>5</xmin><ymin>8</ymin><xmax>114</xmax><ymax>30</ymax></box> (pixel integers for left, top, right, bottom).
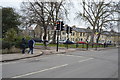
<box><xmin>3</xmin><ymin>34</ymin><xmax>31</xmax><ymax>49</ymax></box>
<box><xmin>14</xmin><ymin>36</ymin><xmax>31</xmax><ymax>48</ymax></box>
<box><xmin>3</xmin><ymin>28</ymin><xmax>32</xmax><ymax>49</ymax></box>
<box><xmin>2</xmin><ymin>40</ymin><xmax>14</xmax><ymax>49</ymax></box>
<box><xmin>4</xmin><ymin>28</ymin><xmax>17</xmax><ymax>42</ymax></box>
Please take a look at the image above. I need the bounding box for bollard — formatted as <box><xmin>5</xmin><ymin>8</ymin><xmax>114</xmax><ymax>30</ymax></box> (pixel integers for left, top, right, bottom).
<box><xmin>86</xmin><ymin>43</ymin><xmax>88</xmax><ymax>50</ymax></box>
<box><xmin>76</xmin><ymin>43</ymin><xmax>78</xmax><ymax>48</ymax></box>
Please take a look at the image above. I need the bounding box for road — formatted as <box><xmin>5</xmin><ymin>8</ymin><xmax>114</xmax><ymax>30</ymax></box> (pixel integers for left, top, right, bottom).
<box><xmin>2</xmin><ymin>48</ymin><xmax>118</xmax><ymax>78</ymax></box>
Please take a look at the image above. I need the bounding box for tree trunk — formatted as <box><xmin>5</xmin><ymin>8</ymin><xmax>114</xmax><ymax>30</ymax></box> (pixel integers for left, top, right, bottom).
<box><xmin>43</xmin><ymin>30</ymin><xmax>47</xmax><ymax>49</ymax></box>
<box><xmin>90</xmin><ymin>32</ymin><xmax>94</xmax><ymax>43</ymax></box>
<box><xmin>52</xmin><ymin>30</ymin><xmax>56</xmax><ymax>44</ymax></box>
<box><xmin>90</xmin><ymin>27</ymin><xmax>95</xmax><ymax>44</ymax></box>
<box><xmin>39</xmin><ymin>27</ymin><xmax>43</xmax><ymax>40</ymax></box>
<box><xmin>96</xmin><ymin>33</ymin><xmax>101</xmax><ymax>44</ymax></box>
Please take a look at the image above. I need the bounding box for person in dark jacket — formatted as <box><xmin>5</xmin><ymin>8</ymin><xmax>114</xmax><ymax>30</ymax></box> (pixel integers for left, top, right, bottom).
<box><xmin>28</xmin><ymin>38</ymin><xmax>35</xmax><ymax>54</ymax></box>
<box><xmin>21</xmin><ymin>38</ymin><xmax>26</xmax><ymax>54</ymax></box>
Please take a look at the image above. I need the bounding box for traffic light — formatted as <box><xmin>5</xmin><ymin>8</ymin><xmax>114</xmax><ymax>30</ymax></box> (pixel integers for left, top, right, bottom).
<box><xmin>56</xmin><ymin>21</ymin><xmax>64</xmax><ymax>31</ymax></box>
<box><xmin>61</xmin><ymin>21</ymin><xmax>64</xmax><ymax>31</ymax></box>
<box><xmin>56</xmin><ymin>21</ymin><xmax>60</xmax><ymax>30</ymax></box>
<box><xmin>70</xmin><ymin>27</ymin><xmax>72</xmax><ymax>33</ymax></box>
<box><xmin>66</xmin><ymin>26</ymin><xmax>69</xmax><ymax>34</ymax></box>
<box><xmin>66</xmin><ymin>26</ymin><xmax>72</xmax><ymax>34</ymax></box>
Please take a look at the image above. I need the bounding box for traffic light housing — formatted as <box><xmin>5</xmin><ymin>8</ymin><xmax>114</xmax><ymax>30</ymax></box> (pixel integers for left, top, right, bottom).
<box><xmin>56</xmin><ymin>21</ymin><xmax>60</xmax><ymax>30</ymax></box>
<box><xmin>61</xmin><ymin>21</ymin><xmax>64</xmax><ymax>31</ymax></box>
<box><xmin>56</xmin><ymin>21</ymin><xmax>64</xmax><ymax>31</ymax></box>
<box><xmin>66</xmin><ymin>26</ymin><xmax>69</xmax><ymax>34</ymax></box>
<box><xmin>70</xmin><ymin>27</ymin><xmax>72</xmax><ymax>33</ymax></box>
<box><xmin>66</xmin><ymin>26</ymin><xmax>72</xmax><ymax>34</ymax></box>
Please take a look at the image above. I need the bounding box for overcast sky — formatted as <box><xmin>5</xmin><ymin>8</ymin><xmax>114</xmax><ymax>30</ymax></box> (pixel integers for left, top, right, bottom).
<box><xmin>0</xmin><ymin>0</ymin><xmax>119</xmax><ymax>32</ymax></box>
<box><xmin>0</xmin><ymin>0</ymin><xmax>88</xmax><ymax>28</ymax></box>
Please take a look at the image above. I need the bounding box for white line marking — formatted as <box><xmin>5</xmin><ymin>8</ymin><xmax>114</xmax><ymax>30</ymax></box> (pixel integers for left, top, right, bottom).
<box><xmin>2</xmin><ymin>62</ymin><xmax>19</xmax><ymax>65</ymax></box>
<box><xmin>12</xmin><ymin>64</ymin><xmax>68</xmax><ymax>78</ymax></box>
<box><xmin>56</xmin><ymin>54</ymin><xmax>83</xmax><ymax>58</ymax></box>
<box><xmin>78</xmin><ymin>58</ymin><xmax>94</xmax><ymax>63</ymax></box>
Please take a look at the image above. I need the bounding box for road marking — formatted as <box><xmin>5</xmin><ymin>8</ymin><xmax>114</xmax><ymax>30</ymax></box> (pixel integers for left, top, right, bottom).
<box><xmin>12</xmin><ymin>64</ymin><xmax>68</xmax><ymax>78</ymax></box>
<box><xmin>56</xmin><ymin>54</ymin><xmax>83</xmax><ymax>58</ymax></box>
<box><xmin>2</xmin><ymin>62</ymin><xmax>19</xmax><ymax>65</ymax></box>
<box><xmin>78</xmin><ymin>58</ymin><xmax>94</xmax><ymax>63</ymax></box>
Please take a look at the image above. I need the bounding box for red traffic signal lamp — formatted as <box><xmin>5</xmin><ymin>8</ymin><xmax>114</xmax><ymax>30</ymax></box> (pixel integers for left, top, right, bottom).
<box><xmin>56</xmin><ymin>21</ymin><xmax>64</xmax><ymax>31</ymax></box>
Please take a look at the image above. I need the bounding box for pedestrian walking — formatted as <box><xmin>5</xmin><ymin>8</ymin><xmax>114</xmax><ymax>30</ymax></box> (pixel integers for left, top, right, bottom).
<box><xmin>21</xmin><ymin>38</ymin><xmax>26</xmax><ymax>54</ymax></box>
<box><xmin>28</xmin><ymin>38</ymin><xmax>35</xmax><ymax>54</ymax></box>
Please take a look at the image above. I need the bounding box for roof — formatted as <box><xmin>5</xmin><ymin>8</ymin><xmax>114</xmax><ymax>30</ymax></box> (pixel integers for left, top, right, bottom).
<box><xmin>28</xmin><ymin>24</ymin><xmax>37</xmax><ymax>30</ymax></box>
<box><xmin>72</xmin><ymin>27</ymin><xmax>92</xmax><ymax>33</ymax></box>
<box><xmin>101</xmin><ymin>31</ymin><xmax>120</xmax><ymax>36</ymax></box>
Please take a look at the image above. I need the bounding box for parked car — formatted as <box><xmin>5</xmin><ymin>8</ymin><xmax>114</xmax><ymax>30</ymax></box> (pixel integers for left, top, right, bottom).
<box><xmin>48</xmin><ymin>40</ymin><xmax>57</xmax><ymax>44</ymax></box>
<box><xmin>98</xmin><ymin>41</ymin><xmax>104</xmax><ymax>45</ymax></box>
<box><xmin>106</xmin><ymin>43</ymin><xmax>112</xmax><ymax>45</ymax></box>
<box><xmin>33</xmin><ymin>38</ymin><xmax>43</xmax><ymax>43</ymax></box>
<box><xmin>77</xmin><ymin>41</ymin><xmax>86</xmax><ymax>44</ymax></box>
<box><xmin>91</xmin><ymin>43</ymin><xmax>103</xmax><ymax>45</ymax></box>
<box><xmin>59</xmin><ymin>40</ymin><xmax>66</xmax><ymax>44</ymax></box>
<box><xmin>63</xmin><ymin>40</ymin><xmax>74</xmax><ymax>44</ymax></box>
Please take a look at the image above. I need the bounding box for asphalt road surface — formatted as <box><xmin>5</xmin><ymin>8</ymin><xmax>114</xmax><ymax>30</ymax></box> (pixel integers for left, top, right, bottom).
<box><xmin>2</xmin><ymin>48</ymin><xmax>118</xmax><ymax>78</ymax></box>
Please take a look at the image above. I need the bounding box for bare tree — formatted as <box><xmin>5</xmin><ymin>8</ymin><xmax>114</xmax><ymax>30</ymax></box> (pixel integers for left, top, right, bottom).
<box><xmin>76</xmin><ymin>0</ymin><xmax>120</xmax><ymax>44</ymax></box>
<box><xmin>20</xmin><ymin>0</ymin><xmax>70</xmax><ymax>48</ymax></box>
<box><xmin>44</xmin><ymin>1</ymin><xmax>70</xmax><ymax>43</ymax></box>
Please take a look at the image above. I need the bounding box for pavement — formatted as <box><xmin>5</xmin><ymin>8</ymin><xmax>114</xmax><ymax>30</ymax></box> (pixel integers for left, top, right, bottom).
<box><xmin>1</xmin><ymin>49</ymin><xmax>43</xmax><ymax>62</ymax></box>
<box><xmin>0</xmin><ymin>46</ymin><xmax>117</xmax><ymax>62</ymax></box>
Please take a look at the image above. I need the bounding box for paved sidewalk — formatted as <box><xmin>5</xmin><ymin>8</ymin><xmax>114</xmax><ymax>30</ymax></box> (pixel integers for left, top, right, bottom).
<box><xmin>1</xmin><ymin>49</ymin><xmax>43</xmax><ymax>62</ymax></box>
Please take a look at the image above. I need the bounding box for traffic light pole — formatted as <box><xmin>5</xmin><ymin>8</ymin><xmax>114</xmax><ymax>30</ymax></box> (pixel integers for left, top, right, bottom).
<box><xmin>56</xmin><ymin>20</ymin><xmax>64</xmax><ymax>52</ymax></box>
<box><xmin>67</xmin><ymin>33</ymin><xmax>69</xmax><ymax>49</ymax></box>
<box><xmin>60</xmin><ymin>22</ymin><xmax>61</xmax><ymax>40</ymax></box>
<box><xmin>56</xmin><ymin>30</ymin><xmax>59</xmax><ymax>52</ymax></box>
<box><xmin>67</xmin><ymin>27</ymin><xmax>70</xmax><ymax>49</ymax></box>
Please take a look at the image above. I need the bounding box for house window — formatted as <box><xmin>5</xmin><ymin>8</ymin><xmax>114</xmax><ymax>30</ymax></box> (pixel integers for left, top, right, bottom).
<box><xmin>72</xmin><ymin>32</ymin><xmax>75</xmax><ymax>36</ymax></box>
<box><xmin>83</xmin><ymin>33</ymin><xmax>85</xmax><ymax>36</ymax></box>
<box><xmin>81</xmin><ymin>38</ymin><xmax>83</xmax><ymax>41</ymax></box>
<box><xmin>62</xmin><ymin>32</ymin><xmax>65</xmax><ymax>35</ymax></box>
<box><xmin>79</xmin><ymin>38</ymin><xmax>81</xmax><ymax>41</ymax></box>
<box><xmin>80</xmin><ymin>33</ymin><xmax>82</xmax><ymax>36</ymax></box>
<box><xmin>73</xmin><ymin>38</ymin><xmax>74</xmax><ymax>41</ymax></box>
<box><xmin>64</xmin><ymin>37</ymin><xmax>66</xmax><ymax>40</ymax></box>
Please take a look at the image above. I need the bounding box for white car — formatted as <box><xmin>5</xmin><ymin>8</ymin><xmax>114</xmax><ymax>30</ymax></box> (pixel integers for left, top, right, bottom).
<box><xmin>59</xmin><ymin>40</ymin><xmax>66</xmax><ymax>44</ymax></box>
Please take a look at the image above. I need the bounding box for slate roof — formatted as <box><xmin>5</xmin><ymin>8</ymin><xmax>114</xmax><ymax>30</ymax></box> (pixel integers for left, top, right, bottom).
<box><xmin>72</xmin><ymin>27</ymin><xmax>92</xmax><ymax>33</ymax></box>
<box><xmin>101</xmin><ymin>31</ymin><xmax>120</xmax><ymax>36</ymax></box>
<box><xmin>28</xmin><ymin>24</ymin><xmax>37</xmax><ymax>30</ymax></box>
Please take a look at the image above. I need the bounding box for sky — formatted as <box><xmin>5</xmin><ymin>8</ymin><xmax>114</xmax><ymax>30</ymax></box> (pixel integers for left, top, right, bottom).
<box><xmin>0</xmin><ymin>0</ymin><xmax>87</xmax><ymax>28</ymax></box>
<box><xmin>0</xmin><ymin>0</ymin><xmax>119</xmax><ymax>32</ymax></box>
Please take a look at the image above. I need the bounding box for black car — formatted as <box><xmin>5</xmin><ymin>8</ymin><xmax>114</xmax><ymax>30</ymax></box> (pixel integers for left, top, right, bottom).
<box><xmin>63</xmin><ymin>40</ymin><xmax>74</xmax><ymax>44</ymax></box>
<box><xmin>33</xmin><ymin>38</ymin><xmax>43</xmax><ymax>43</ymax></box>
